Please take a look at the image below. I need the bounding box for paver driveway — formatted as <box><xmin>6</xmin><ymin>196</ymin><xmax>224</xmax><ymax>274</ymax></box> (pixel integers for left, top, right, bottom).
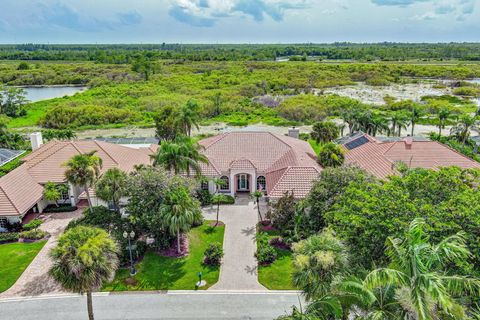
<box><xmin>0</xmin><ymin>209</ymin><xmax>82</xmax><ymax>298</ymax></box>
<box><xmin>203</xmin><ymin>197</ymin><xmax>267</xmax><ymax>291</ymax></box>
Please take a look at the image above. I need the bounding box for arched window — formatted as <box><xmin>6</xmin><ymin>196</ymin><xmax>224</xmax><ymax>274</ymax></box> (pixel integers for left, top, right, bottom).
<box><xmin>257</xmin><ymin>176</ymin><xmax>266</xmax><ymax>191</ymax></box>
<box><xmin>220</xmin><ymin>176</ymin><xmax>229</xmax><ymax>190</ymax></box>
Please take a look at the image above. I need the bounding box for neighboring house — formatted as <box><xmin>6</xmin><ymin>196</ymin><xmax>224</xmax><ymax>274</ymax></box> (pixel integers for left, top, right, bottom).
<box><xmin>0</xmin><ymin>133</ymin><xmax>156</xmax><ymax>229</ymax></box>
<box><xmin>197</xmin><ymin>131</ymin><xmax>322</xmax><ymax>199</ymax></box>
<box><xmin>341</xmin><ymin>132</ymin><xmax>480</xmax><ymax>179</ymax></box>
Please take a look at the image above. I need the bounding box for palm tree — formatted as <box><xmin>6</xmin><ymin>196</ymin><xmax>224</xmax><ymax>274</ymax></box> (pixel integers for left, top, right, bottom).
<box><xmin>251</xmin><ymin>190</ymin><xmax>264</xmax><ymax>222</ymax></box>
<box><xmin>178</xmin><ymin>100</ymin><xmax>200</xmax><ymax>136</ymax></box>
<box><xmin>292</xmin><ymin>229</ymin><xmax>349</xmax><ymax>300</ymax></box>
<box><xmin>50</xmin><ymin>226</ymin><xmax>119</xmax><ymax>320</ymax></box>
<box><xmin>334</xmin><ymin>277</ymin><xmax>401</xmax><ymax>319</ymax></box>
<box><xmin>437</xmin><ymin>108</ymin><xmax>451</xmax><ymax>136</ymax></box>
<box><xmin>160</xmin><ymin>184</ymin><xmax>198</xmax><ymax>254</ymax></box>
<box><xmin>95</xmin><ymin>168</ymin><xmax>127</xmax><ymax>213</ymax></box>
<box><xmin>450</xmin><ymin>114</ymin><xmax>478</xmax><ymax>145</ymax></box>
<box><xmin>151</xmin><ymin>136</ymin><xmax>208</xmax><ymax>177</ymax></box>
<box><xmin>64</xmin><ymin>151</ymin><xmax>102</xmax><ymax>213</ymax></box>
<box><xmin>364</xmin><ymin>218</ymin><xmax>480</xmax><ymax>320</ymax></box>
<box><xmin>278</xmin><ymin>296</ymin><xmax>343</xmax><ymax>320</ymax></box>
<box><xmin>317</xmin><ymin>143</ymin><xmax>345</xmax><ymax>168</ymax></box>
<box><xmin>410</xmin><ymin>106</ymin><xmax>422</xmax><ymax>136</ymax></box>
<box><xmin>43</xmin><ymin>182</ymin><xmax>61</xmax><ymax>207</ymax></box>
<box><xmin>371</xmin><ymin>114</ymin><xmax>390</xmax><ymax>137</ymax></box>
<box><xmin>311</xmin><ymin>121</ymin><xmax>339</xmax><ymax>144</ymax></box>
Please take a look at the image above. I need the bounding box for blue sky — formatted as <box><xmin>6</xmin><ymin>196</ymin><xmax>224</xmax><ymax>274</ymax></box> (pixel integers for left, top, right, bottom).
<box><xmin>0</xmin><ymin>0</ymin><xmax>478</xmax><ymax>43</ymax></box>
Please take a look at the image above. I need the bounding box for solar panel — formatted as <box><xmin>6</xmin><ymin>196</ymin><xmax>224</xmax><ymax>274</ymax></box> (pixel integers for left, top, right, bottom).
<box><xmin>0</xmin><ymin>149</ymin><xmax>25</xmax><ymax>167</ymax></box>
<box><xmin>344</xmin><ymin>136</ymin><xmax>369</xmax><ymax>150</ymax></box>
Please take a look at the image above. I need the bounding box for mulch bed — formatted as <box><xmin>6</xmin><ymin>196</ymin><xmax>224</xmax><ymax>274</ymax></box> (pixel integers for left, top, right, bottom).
<box><xmin>259</xmin><ymin>224</ymin><xmax>277</xmax><ymax>232</ymax></box>
<box><xmin>208</xmin><ymin>221</ymin><xmax>225</xmax><ymax>227</ymax></box>
<box><xmin>124</xmin><ymin>277</ymin><xmax>139</xmax><ymax>286</ymax></box>
<box><xmin>159</xmin><ymin>234</ymin><xmax>189</xmax><ymax>258</ymax></box>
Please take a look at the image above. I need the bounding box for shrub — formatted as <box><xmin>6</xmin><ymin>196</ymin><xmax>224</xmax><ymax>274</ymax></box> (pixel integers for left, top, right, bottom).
<box><xmin>0</xmin><ymin>232</ymin><xmax>19</xmax><ymax>243</ymax></box>
<box><xmin>269</xmin><ymin>236</ymin><xmax>291</xmax><ymax>250</ymax></box>
<box><xmin>6</xmin><ymin>221</ymin><xmax>23</xmax><ymax>232</ymax></box>
<box><xmin>192</xmin><ymin>210</ymin><xmax>204</xmax><ymax>227</ymax></box>
<box><xmin>203</xmin><ymin>242</ymin><xmax>224</xmax><ymax>266</ymax></box>
<box><xmin>219</xmin><ymin>195</ymin><xmax>235</xmax><ymax>204</ymax></box>
<box><xmin>43</xmin><ymin>205</ymin><xmax>77</xmax><ymax>213</ymax></box>
<box><xmin>256</xmin><ymin>244</ymin><xmax>277</xmax><ymax>265</ymax></box>
<box><xmin>270</xmin><ymin>191</ymin><xmax>296</xmax><ymax>236</ymax></box>
<box><xmin>66</xmin><ymin>206</ymin><xmax>119</xmax><ymax>230</ymax></box>
<box><xmin>317</xmin><ymin>143</ymin><xmax>345</xmax><ymax>168</ymax></box>
<box><xmin>23</xmin><ymin>219</ymin><xmax>43</xmax><ymax>231</ymax></box>
<box><xmin>19</xmin><ymin>229</ymin><xmax>48</xmax><ymax>240</ymax></box>
<box><xmin>196</xmin><ymin>189</ymin><xmax>212</xmax><ymax>206</ymax></box>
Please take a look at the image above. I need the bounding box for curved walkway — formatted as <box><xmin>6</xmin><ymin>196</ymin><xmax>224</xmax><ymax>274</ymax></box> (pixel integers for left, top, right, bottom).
<box><xmin>203</xmin><ymin>197</ymin><xmax>267</xmax><ymax>291</ymax></box>
<box><xmin>0</xmin><ymin>210</ymin><xmax>83</xmax><ymax>298</ymax></box>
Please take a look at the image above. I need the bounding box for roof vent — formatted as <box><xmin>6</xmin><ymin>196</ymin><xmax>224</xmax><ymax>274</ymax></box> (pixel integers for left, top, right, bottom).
<box><xmin>288</xmin><ymin>127</ymin><xmax>299</xmax><ymax>139</ymax></box>
<box><xmin>30</xmin><ymin>132</ymin><xmax>43</xmax><ymax>151</ymax></box>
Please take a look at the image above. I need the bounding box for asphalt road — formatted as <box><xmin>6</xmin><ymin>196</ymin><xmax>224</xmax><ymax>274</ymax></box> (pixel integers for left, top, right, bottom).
<box><xmin>0</xmin><ymin>291</ymin><xmax>303</xmax><ymax>320</ymax></box>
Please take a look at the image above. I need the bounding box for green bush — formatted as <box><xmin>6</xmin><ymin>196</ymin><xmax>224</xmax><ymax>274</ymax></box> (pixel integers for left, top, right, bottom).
<box><xmin>23</xmin><ymin>219</ymin><xmax>43</xmax><ymax>231</ymax></box>
<box><xmin>256</xmin><ymin>244</ymin><xmax>277</xmax><ymax>265</ymax></box>
<box><xmin>43</xmin><ymin>205</ymin><xmax>77</xmax><ymax>213</ymax></box>
<box><xmin>0</xmin><ymin>232</ymin><xmax>19</xmax><ymax>243</ymax></box>
<box><xmin>219</xmin><ymin>195</ymin><xmax>235</xmax><ymax>204</ymax></box>
<box><xmin>19</xmin><ymin>229</ymin><xmax>48</xmax><ymax>240</ymax></box>
<box><xmin>67</xmin><ymin>206</ymin><xmax>119</xmax><ymax>230</ymax></box>
<box><xmin>196</xmin><ymin>189</ymin><xmax>212</xmax><ymax>206</ymax></box>
<box><xmin>203</xmin><ymin>242</ymin><xmax>224</xmax><ymax>266</ymax></box>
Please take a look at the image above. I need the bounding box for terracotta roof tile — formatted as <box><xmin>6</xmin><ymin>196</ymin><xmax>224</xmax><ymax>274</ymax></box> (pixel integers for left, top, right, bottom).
<box><xmin>199</xmin><ymin>132</ymin><xmax>321</xmax><ymax>198</ymax></box>
<box><xmin>344</xmin><ymin>134</ymin><xmax>480</xmax><ymax>179</ymax></box>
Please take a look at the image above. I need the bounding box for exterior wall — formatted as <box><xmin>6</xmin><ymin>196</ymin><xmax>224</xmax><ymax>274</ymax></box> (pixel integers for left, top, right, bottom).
<box><xmin>69</xmin><ymin>183</ymin><xmax>83</xmax><ymax>205</ymax></box>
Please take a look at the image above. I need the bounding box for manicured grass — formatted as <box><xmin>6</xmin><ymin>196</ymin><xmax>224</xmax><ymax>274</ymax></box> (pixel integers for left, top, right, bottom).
<box><xmin>103</xmin><ymin>221</ymin><xmax>225</xmax><ymax>291</ymax></box>
<box><xmin>308</xmin><ymin>139</ymin><xmax>321</xmax><ymax>155</ymax></box>
<box><xmin>257</xmin><ymin>228</ymin><xmax>297</xmax><ymax>290</ymax></box>
<box><xmin>0</xmin><ymin>241</ymin><xmax>47</xmax><ymax>293</ymax></box>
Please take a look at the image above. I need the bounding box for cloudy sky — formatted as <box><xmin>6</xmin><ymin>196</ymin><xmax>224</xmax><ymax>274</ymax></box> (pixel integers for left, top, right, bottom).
<box><xmin>0</xmin><ymin>0</ymin><xmax>478</xmax><ymax>43</ymax></box>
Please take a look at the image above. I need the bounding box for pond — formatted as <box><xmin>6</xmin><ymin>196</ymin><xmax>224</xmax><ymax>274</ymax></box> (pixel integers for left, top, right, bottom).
<box><xmin>20</xmin><ymin>86</ymin><xmax>87</xmax><ymax>102</ymax></box>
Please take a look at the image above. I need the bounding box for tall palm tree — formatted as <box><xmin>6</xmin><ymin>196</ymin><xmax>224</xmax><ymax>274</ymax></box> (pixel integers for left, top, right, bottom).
<box><xmin>151</xmin><ymin>136</ymin><xmax>208</xmax><ymax>177</ymax></box>
<box><xmin>292</xmin><ymin>229</ymin><xmax>349</xmax><ymax>300</ymax></box>
<box><xmin>278</xmin><ymin>296</ymin><xmax>343</xmax><ymax>320</ymax></box>
<box><xmin>364</xmin><ymin>218</ymin><xmax>480</xmax><ymax>320</ymax></box>
<box><xmin>410</xmin><ymin>106</ymin><xmax>422</xmax><ymax>136</ymax></box>
<box><xmin>251</xmin><ymin>190</ymin><xmax>264</xmax><ymax>221</ymax></box>
<box><xmin>437</xmin><ymin>108</ymin><xmax>451</xmax><ymax>136</ymax></box>
<box><xmin>450</xmin><ymin>114</ymin><xmax>478</xmax><ymax>145</ymax></box>
<box><xmin>178</xmin><ymin>100</ymin><xmax>200</xmax><ymax>136</ymax></box>
<box><xmin>64</xmin><ymin>151</ymin><xmax>102</xmax><ymax>213</ymax></box>
<box><xmin>371</xmin><ymin>114</ymin><xmax>390</xmax><ymax>137</ymax></box>
<box><xmin>160</xmin><ymin>184</ymin><xmax>198</xmax><ymax>254</ymax></box>
<box><xmin>50</xmin><ymin>226</ymin><xmax>119</xmax><ymax>320</ymax></box>
<box><xmin>95</xmin><ymin>168</ymin><xmax>128</xmax><ymax>213</ymax></box>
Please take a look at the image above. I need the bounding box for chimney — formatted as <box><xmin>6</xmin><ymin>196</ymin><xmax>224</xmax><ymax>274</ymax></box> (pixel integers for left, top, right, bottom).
<box><xmin>288</xmin><ymin>127</ymin><xmax>300</xmax><ymax>139</ymax></box>
<box><xmin>30</xmin><ymin>132</ymin><xmax>43</xmax><ymax>151</ymax></box>
<box><xmin>403</xmin><ymin>137</ymin><xmax>413</xmax><ymax>150</ymax></box>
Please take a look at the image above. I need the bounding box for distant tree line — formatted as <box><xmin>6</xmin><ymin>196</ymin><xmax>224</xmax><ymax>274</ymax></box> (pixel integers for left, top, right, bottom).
<box><xmin>1</xmin><ymin>43</ymin><xmax>480</xmax><ymax>62</ymax></box>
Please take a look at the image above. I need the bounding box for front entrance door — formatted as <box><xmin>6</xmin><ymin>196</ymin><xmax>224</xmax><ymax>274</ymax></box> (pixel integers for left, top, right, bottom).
<box><xmin>238</xmin><ymin>174</ymin><xmax>249</xmax><ymax>191</ymax></box>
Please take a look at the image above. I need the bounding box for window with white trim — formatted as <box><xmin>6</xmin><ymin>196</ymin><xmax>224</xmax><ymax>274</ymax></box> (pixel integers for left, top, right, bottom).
<box><xmin>220</xmin><ymin>176</ymin><xmax>229</xmax><ymax>190</ymax></box>
<box><xmin>257</xmin><ymin>176</ymin><xmax>266</xmax><ymax>191</ymax></box>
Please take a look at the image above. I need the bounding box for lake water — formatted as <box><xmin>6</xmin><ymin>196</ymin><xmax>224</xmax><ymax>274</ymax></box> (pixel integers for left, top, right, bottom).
<box><xmin>20</xmin><ymin>86</ymin><xmax>87</xmax><ymax>102</ymax></box>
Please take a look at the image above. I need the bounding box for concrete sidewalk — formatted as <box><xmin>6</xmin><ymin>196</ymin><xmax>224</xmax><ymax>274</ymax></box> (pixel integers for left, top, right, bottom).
<box><xmin>203</xmin><ymin>197</ymin><xmax>267</xmax><ymax>291</ymax></box>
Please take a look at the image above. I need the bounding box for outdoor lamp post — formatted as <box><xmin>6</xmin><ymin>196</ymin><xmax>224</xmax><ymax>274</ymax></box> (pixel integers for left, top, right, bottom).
<box><xmin>123</xmin><ymin>230</ymin><xmax>136</xmax><ymax>276</ymax></box>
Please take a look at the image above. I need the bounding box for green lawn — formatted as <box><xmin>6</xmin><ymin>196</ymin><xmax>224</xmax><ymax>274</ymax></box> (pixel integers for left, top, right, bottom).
<box><xmin>257</xmin><ymin>228</ymin><xmax>297</xmax><ymax>290</ymax></box>
<box><xmin>308</xmin><ymin>139</ymin><xmax>321</xmax><ymax>155</ymax></box>
<box><xmin>0</xmin><ymin>241</ymin><xmax>47</xmax><ymax>293</ymax></box>
<box><xmin>103</xmin><ymin>221</ymin><xmax>225</xmax><ymax>291</ymax></box>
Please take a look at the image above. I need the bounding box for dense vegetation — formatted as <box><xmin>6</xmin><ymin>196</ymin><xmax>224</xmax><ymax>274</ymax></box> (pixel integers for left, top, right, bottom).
<box><xmin>1</xmin><ymin>59</ymin><xmax>479</xmax><ymax>132</ymax></box>
<box><xmin>2</xmin><ymin>43</ymin><xmax>480</xmax><ymax>62</ymax></box>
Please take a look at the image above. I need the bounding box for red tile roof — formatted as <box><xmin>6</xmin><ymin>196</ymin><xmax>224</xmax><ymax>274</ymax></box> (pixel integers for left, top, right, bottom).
<box><xmin>344</xmin><ymin>134</ymin><xmax>480</xmax><ymax>179</ymax></box>
<box><xmin>0</xmin><ymin>140</ymin><xmax>155</xmax><ymax>216</ymax></box>
<box><xmin>198</xmin><ymin>132</ymin><xmax>321</xmax><ymax>198</ymax></box>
